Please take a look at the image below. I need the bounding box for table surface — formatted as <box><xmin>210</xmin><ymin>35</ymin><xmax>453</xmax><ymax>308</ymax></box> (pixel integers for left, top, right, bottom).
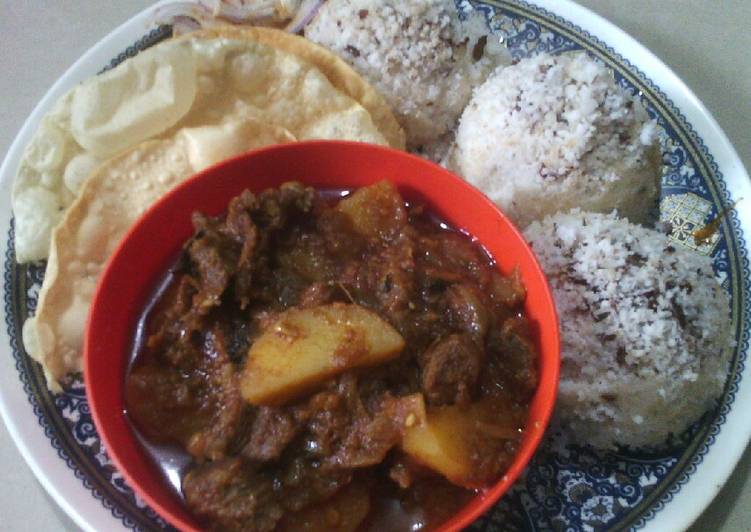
<box><xmin>1</xmin><ymin>1</ymin><xmax>749</xmax><ymax>531</ymax></box>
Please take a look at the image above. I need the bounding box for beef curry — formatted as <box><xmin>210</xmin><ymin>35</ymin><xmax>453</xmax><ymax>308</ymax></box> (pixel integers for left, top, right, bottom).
<box><xmin>126</xmin><ymin>181</ymin><xmax>538</xmax><ymax>531</ymax></box>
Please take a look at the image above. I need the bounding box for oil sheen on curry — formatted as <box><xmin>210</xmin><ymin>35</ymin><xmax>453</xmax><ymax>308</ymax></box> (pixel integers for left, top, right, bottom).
<box><xmin>125</xmin><ymin>181</ymin><xmax>538</xmax><ymax>531</ymax></box>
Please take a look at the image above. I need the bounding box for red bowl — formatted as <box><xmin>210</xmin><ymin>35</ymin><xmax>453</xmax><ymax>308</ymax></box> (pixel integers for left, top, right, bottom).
<box><xmin>85</xmin><ymin>140</ymin><xmax>559</xmax><ymax>532</ymax></box>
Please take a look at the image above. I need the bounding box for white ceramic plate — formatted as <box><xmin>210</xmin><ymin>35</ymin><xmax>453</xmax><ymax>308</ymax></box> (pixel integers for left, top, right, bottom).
<box><xmin>0</xmin><ymin>1</ymin><xmax>748</xmax><ymax>531</ymax></box>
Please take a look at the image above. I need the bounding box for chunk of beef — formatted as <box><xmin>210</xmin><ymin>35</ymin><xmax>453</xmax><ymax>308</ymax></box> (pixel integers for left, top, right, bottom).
<box><xmin>354</xmin><ymin>231</ymin><xmax>416</xmax><ymax>321</ymax></box>
<box><xmin>126</xmin><ymin>365</ymin><xmax>208</xmax><ymax>443</ymax></box>
<box><xmin>444</xmin><ymin>284</ymin><xmax>490</xmax><ymax>344</ymax></box>
<box><xmin>185</xmin><ymin>328</ymin><xmax>248</xmax><ymax>461</ymax></box>
<box><xmin>416</xmin><ymin>231</ymin><xmax>491</xmax><ymax>285</ymax></box>
<box><xmin>221</xmin><ymin>190</ymin><xmax>258</xmax><ymax>257</ymax></box>
<box><xmin>254</xmin><ymin>181</ymin><xmax>315</xmax><ymax>231</ymax></box>
<box><xmin>295</xmin><ymin>376</ymin><xmax>420</xmax><ymax>470</ymax></box>
<box><xmin>188</xmin><ymin>183</ymin><xmax>315</xmax><ymax>311</ymax></box>
<box><xmin>188</xmin><ymin>223</ymin><xmax>238</xmax><ymax>310</ymax></box>
<box><xmin>419</xmin><ymin>333</ymin><xmax>483</xmax><ymax>406</ymax></box>
<box><xmin>242</xmin><ymin>407</ymin><xmax>301</xmax><ymax>462</ymax></box>
<box><xmin>276</xmin><ymin>232</ymin><xmax>336</xmax><ymax>286</ymax></box>
<box><xmin>221</xmin><ymin>190</ymin><xmax>259</xmax><ymax>307</ymax></box>
<box><xmin>147</xmin><ymin>274</ymin><xmax>196</xmax><ymax>342</ymax></box>
<box><xmin>298</xmin><ymin>282</ymin><xmax>338</xmax><ymax>308</ymax></box>
<box><xmin>145</xmin><ymin>274</ymin><xmax>202</xmax><ymax>367</ymax></box>
<box><xmin>486</xmin><ymin>317</ymin><xmax>538</xmax><ymax>398</ymax></box>
<box><xmin>184</xmin><ymin>452</ymin><xmax>352</xmax><ymax>532</ymax></box>
<box><xmin>128</xmin><ymin>326</ymin><xmax>248</xmax><ymax>455</ymax></box>
<box><xmin>326</xmin><ymin>394</ymin><xmax>424</xmax><ymax>469</ymax></box>
<box><xmin>190</xmin><ymin>195</ymin><xmax>257</xmax><ymax>311</ymax></box>
<box><xmin>277</xmin><ymin>479</ymin><xmax>371</xmax><ymax>532</ymax></box>
<box><xmin>299</xmin><ymin>382</ymin><xmax>360</xmax><ymax>459</ymax></box>
<box><xmin>488</xmin><ymin>268</ymin><xmax>526</xmax><ymax>309</ymax></box>
<box><xmin>183</xmin><ymin>458</ymin><xmax>283</xmax><ymax>532</ymax></box>
<box><xmin>279</xmin><ymin>455</ymin><xmax>352</xmax><ymax>513</ymax></box>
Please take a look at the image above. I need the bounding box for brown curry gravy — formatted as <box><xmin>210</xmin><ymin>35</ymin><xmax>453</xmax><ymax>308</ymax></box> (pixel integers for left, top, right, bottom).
<box><xmin>125</xmin><ymin>182</ymin><xmax>536</xmax><ymax>531</ymax></box>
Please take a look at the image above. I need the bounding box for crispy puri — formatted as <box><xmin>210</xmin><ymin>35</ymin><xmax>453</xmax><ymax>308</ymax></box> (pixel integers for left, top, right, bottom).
<box><xmin>12</xmin><ymin>27</ymin><xmax>404</xmax><ymax>263</ymax></box>
<box><xmin>183</xmin><ymin>26</ymin><xmax>405</xmax><ymax>150</ymax></box>
<box><xmin>24</xmin><ymin>118</ymin><xmax>294</xmax><ymax>390</ymax></box>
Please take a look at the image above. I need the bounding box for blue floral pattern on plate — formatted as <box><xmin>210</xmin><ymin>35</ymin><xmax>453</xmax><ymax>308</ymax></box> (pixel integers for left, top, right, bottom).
<box><xmin>4</xmin><ymin>2</ymin><xmax>748</xmax><ymax>530</ymax></box>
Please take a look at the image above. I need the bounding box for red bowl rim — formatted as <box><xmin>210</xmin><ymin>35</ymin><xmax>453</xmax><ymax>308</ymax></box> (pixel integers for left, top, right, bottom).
<box><xmin>85</xmin><ymin>140</ymin><xmax>560</xmax><ymax>532</ymax></box>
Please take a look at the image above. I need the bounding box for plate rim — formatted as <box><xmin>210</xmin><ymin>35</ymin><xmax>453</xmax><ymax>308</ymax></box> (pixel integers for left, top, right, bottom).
<box><xmin>0</xmin><ymin>1</ymin><xmax>749</xmax><ymax>531</ymax></box>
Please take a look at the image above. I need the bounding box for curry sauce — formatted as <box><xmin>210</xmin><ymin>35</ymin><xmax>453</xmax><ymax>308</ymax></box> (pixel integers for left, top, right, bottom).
<box><xmin>125</xmin><ymin>181</ymin><xmax>537</xmax><ymax>531</ymax></box>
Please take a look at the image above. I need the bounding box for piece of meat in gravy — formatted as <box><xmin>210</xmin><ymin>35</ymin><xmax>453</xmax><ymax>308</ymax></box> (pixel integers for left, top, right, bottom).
<box><xmin>185</xmin><ymin>327</ymin><xmax>248</xmax><ymax>461</ymax></box>
<box><xmin>242</xmin><ymin>406</ymin><xmax>301</xmax><ymax>462</ymax></box>
<box><xmin>188</xmin><ymin>215</ymin><xmax>238</xmax><ymax>310</ymax></box>
<box><xmin>326</xmin><ymin>393</ymin><xmax>424</xmax><ymax>469</ymax></box>
<box><xmin>292</xmin><ymin>375</ymin><xmax>422</xmax><ymax>470</ymax></box>
<box><xmin>353</xmin><ymin>231</ymin><xmax>416</xmax><ymax>321</ymax></box>
<box><xmin>189</xmin><ymin>183</ymin><xmax>315</xmax><ymax>311</ymax></box>
<box><xmin>494</xmin><ymin>316</ymin><xmax>539</xmax><ymax>397</ymax></box>
<box><xmin>184</xmin><ymin>457</ymin><xmax>284</xmax><ymax>532</ymax></box>
<box><xmin>419</xmin><ymin>333</ymin><xmax>484</xmax><ymax>406</ymax></box>
<box><xmin>444</xmin><ymin>283</ymin><xmax>490</xmax><ymax>344</ymax></box>
<box><xmin>297</xmin><ymin>281</ymin><xmax>338</xmax><ymax>308</ymax></box>
<box><xmin>183</xmin><ymin>454</ymin><xmax>351</xmax><ymax>532</ymax></box>
<box><xmin>220</xmin><ymin>190</ymin><xmax>259</xmax><ymax>308</ymax></box>
<box><xmin>127</xmin><ymin>326</ymin><xmax>248</xmax><ymax>457</ymax></box>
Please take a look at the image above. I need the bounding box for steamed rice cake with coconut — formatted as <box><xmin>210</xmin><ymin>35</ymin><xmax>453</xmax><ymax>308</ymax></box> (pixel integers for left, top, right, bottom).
<box><xmin>305</xmin><ymin>0</ymin><xmax>509</xmax><ymax>148</ymax></box>
<box><xmin>524</xmin><ymin>210</ymin><xmax>732</xmax><ymax>449</ymax></box>
<box><xmin>453</xmin><ymin>52</ymin><xmax>661</xmax><ymax>228</ymax></box>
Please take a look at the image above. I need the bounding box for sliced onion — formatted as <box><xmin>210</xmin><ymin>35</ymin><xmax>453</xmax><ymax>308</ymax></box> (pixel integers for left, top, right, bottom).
<box><xmin>284</xmin><ymin>0</ymin><xmax>325</xmax><ymax>34</ymax></box>
<box><xmin>154</xmin><ymin>1</ymin><xmax>214</xmax><ymax>34</ymax></box>
<box><xmin>213</xmin><ymin>0</ymin><xmax>276</xmax><ymax>24</ymax></box>
<box><xmin>171</xmin><ymin>15</ymin><xmax>203</xmax><ymax>35</ymax></box>
<box><xmin>154</xmin><ymin>0</ymin><xmax>323</xmax><ymax>35</ymax></box>
<box><xmin>154</xmin><ymin>2</ymin><xmax>213</xmax><ymax>24</ymax></box>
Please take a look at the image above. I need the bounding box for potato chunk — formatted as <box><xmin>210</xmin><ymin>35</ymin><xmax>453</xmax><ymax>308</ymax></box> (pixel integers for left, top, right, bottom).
<box><xmin>240</xmin><ymin>303</ymin><xmax>405</xmax><ymax>405</ymax></box>
<box><xmin>336</xmin><ymin>180</ymin><xmax>407</xmax><ymax>241</ymax></box>
<box><xmin>402</xmin><ymin>399</ymin><xmax>521</xmax><ymax>488</ymax></box>
<box><xmin>402</xmin><ymin>405</ymin><xmax>474</xmax><ymax>486</ymax></box>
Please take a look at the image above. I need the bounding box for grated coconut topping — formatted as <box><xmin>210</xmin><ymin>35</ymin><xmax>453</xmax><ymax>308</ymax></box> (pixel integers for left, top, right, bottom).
<box><xmin>454</xmin><ymin>52</ymin><xmax>661</xmax><ymax>227</ymax></box>
<box><xmin>305</xmin><ymin>0</ymin><xmax>508</xmax><ymax>147</ymax></box>
<box><xmin>524</xmin><ymin>210</ymin><xmax>732</xmax><ymax>449</ymax></box>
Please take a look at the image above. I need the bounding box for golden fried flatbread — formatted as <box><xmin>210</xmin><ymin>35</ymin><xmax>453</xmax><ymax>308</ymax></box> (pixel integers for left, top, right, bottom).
<box><xmin>12</xmin><ymin>28</ymin><xmax>404</xmax><ymax>263</ymax></box>
<box><xmin>23</xmin><ymin>118</ymin><xmax>294</xmax><ymax>391</ymax></box>
<box><xmin>185</xmin><ymin>26</ymin><xmax>405</xmax><ymax>150</ymax></box>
